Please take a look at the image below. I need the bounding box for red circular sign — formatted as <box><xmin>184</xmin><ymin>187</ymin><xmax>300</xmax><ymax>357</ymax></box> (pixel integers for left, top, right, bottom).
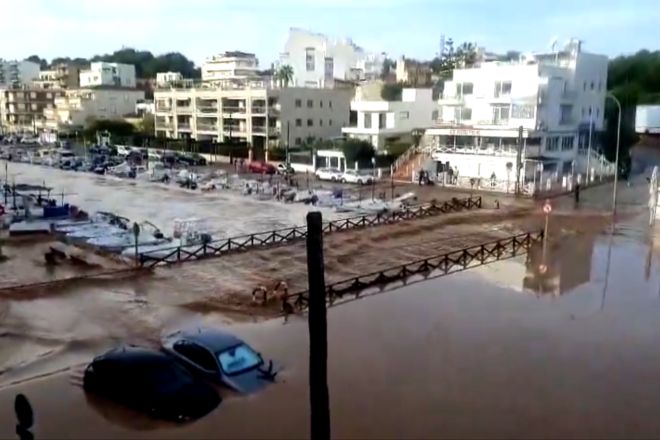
<box><xmin>539</xmin><ymin>264</ymin><xmax>548</xmax><ymax>274</ymax></box>
<box><xmin>543</xmin><ymin>203</ymin><xmax>552</xmax><ymax>214</ymax></box>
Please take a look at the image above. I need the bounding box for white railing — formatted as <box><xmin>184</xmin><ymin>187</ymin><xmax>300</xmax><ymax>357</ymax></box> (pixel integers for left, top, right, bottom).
<box><xmin>430</xmin><ymin>144</ymin><xmax>520</xmax><ymax>157</ymax></box>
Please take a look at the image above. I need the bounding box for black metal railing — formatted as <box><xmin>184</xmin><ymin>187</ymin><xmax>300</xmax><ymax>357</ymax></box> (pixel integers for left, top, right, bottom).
<box><xmin>138</xmin><ymin>196</ymin><xmax>483</xmax><ymax>268</ymax></box>
<box><xmin>285</xmin><ymin>230</ymin><xmax>543</xmax><ymax>311</ymax></box>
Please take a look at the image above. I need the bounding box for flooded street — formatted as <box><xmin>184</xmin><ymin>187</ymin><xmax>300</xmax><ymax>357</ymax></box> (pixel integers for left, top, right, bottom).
<box><xmin>2</xmin><ymin>149</ymin><xmax>660</xmax><ymax>438</ymax></box>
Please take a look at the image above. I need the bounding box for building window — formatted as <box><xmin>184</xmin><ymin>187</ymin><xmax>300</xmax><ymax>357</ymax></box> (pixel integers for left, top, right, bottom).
<box><xmin>329</xmin><ymin>100</ymin><xmax>332</xmax><ymax>108</ymax></box>
<box><xmin>590</xmin><ymin>81</ymin><xmax>595</xmax><ymax>90</ymax></box>
<box><xmin>454</xmin><ymin>107</ymin><xmax>472</xmax><ymax>121</ymax></box>
<box><xmin>545</xmin><ymin>136</ymin><xmax>560</xmax><ymax>152</ymax></box>
<box><xmin>456</xmin><ymin>82</ymin><xmax>474</xmax><ymax>96</ymax></box>
<box><xmin>319</xmin><ymin>119</ymin><xmax>323</xmax><ymax>126</ymax></box>
<box><xmin>295</xmin><ymin>99</ymin><xmax>302</xmax><ymax>107</ymax></box>
<box><xmin>295</xmin><ymin>118</ymin><xmax>302</xmax><ymax>127</ymax></box>
<box><xmin>305</xmin><ymin>48</ymin><xmax>315</xmax><ymax>72</ymax></box>
<box><xmin>511</xmin><ymin>104</ymin><xmax>534</xmax><ymax>119</ymax></box>
<box><xmin>329</xmin><ymin>119</ymin><xmax>333</xmax><ymax>126</ymax></box>
<box><xmin>307</xmin><ymin>119</ymin><xmax>313</xmax><ymax>127</ymax></box>
<box><xmin>494</xmin><ymin>81</ymin><xmax>512</xmax><ymax>97</ymax></box>
<box><xmin>319</xmin><ymin>101</ymin><xmax>323</xmax><ymax>108</ymax></box>
<box><xmin>561</xmin><ymin>136</ymin><xmax>574</xmax><ymax>151</ymax></box>
<box><xmin>399</xmin><ymin>111</ymin><xmax>409</xmax><ymax>119</ymax></box>
<box><xmin>307</xmin><ymin>100</ymin><xmax>313</xmax><ymax>108</ymax></box>
<box><xmin>324</xmin><ymin>57</ymin><xmax>334</xmax><ymax>80</ymax></box>
<box><xmin>491</xmin><ymin>105</ymin><xmax>509</xmax><ymax>123</ymax></box>
<box><xmin>379</xmin><ymin>113</ymin><xmax>386</xmax><ymax>128</ymax></box>
<box><xmin>30</xmin><ymin>92</ymin><xmax>36</xmax><ymax>98</ymax></box>
<box><xmin>364</xmin><ymin>114</ymin><xmax>372</xmax><ymax>128</ymax></box>
<box><xmin>295</xmin><ymin>137</ymin><xmax>302</xmax><ymax>145</ymax></box>
<box><xmin>432</xmin><ymin>110</ymin><xmax>439</xmax><ymax>121</ymax></box>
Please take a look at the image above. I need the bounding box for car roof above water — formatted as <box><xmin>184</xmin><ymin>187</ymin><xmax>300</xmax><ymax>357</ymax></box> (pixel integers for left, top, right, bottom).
<box><xmin>169</xmin><ymin>328</ymin><xmax>244</xmax><ymax>353</ymax></box>
<box><xmin>96</xmin><ymin>346</ymin><xmax>173</xmax><ymax>368</ymax></box>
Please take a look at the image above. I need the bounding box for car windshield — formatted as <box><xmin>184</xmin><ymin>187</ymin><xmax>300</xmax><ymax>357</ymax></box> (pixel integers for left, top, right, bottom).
<box><xmin>217</xmin><ymin>344</ymin><xmax>263</xmax><ymax>376</ymax></box>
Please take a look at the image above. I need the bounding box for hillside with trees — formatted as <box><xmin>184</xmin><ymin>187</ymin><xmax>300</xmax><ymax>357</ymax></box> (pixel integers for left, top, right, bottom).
<box><xmin>25</xmin><ymin>48</ymin><xmax>200</xmax><ymax>79</ymax></box>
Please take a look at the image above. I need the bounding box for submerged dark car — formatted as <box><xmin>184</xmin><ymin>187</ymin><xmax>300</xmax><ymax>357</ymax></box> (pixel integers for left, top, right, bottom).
<box><xmin>162</xmin><ymin>328</ymin><xmax>279</xmax><ymax>394</ymax></box>
<box><xmin>83</xmin><ymin>346</ymin><xmax>221</xmax><ymax>422</ymax></box>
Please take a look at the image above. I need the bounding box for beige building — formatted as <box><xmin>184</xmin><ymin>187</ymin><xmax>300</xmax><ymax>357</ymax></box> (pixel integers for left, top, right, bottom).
<box><xmin>154</xmin><ymin>79</ymin><xmax>352</xmax><ymax>159</ymax></box>
<box><xmin>395</xmin><ymin>58</ymin><xmax>433</xmax><ymax>87</ymax></box>
<box><xmin>33</xmin><ymin>64</ymin><xmax>81</xmax><ymax>90</ymax></box>
<box><xmin>40</xmin><ymin>86</ymin><xmax>145</xmax><ymax>132</ymax></box>
<box><xmin>0</xmin><ymin>87</ymin><xmax>64</xmax><ymax>133</ymax></box>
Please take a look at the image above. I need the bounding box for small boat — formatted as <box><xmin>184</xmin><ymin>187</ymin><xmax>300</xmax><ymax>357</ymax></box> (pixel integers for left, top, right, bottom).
<box><xmin>121</xmin><ymin>217</ymin><xmax>212</xmax><ymax>259</ymax></box>
<box><xmin>87</xmin><ymin>220</ymin><xmax>167</xmax><ymax>253</ymax></box>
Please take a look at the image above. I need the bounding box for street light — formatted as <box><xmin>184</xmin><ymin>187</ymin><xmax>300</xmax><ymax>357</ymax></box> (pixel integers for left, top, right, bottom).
<box><xmin>607</xmin><ymin>92</ymin><xmax>622</xmax><ymax>215</ymax></box>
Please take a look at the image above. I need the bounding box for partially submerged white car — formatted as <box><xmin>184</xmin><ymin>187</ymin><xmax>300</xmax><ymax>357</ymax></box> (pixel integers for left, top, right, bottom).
<box><xmin>315</xmin><ymin>167</ymin><xmax>343</xmax><ymax>181</ymax></box>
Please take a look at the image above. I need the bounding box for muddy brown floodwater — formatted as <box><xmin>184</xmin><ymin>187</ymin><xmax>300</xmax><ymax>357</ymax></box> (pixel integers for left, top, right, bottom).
<box><xmin>1</xmin><ymin>164</ymin><xmax>660</xmax><ymax>438</ymax></box>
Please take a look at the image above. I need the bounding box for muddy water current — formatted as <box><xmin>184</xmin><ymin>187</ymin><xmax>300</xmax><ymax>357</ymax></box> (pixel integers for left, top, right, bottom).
<box><xmin>1</xmin><ymin>156</ymin><xmax>660</xmax><ymax>438</ymax></box>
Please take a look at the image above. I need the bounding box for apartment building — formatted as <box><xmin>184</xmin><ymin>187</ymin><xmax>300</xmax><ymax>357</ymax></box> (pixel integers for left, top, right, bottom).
<box><xmin>279</xmin><ymin>28</ymin><xmax>387</xmax><ymax>87</ymax></box>
<box><xmin>79</xmin><ymin>62</ymin><xmax>136</xmax><ymax>88</ymax></box>
<box><xmin>426</xmin><ymin>39</ymin><xmax>609</xmax><ymax>181</ymax></box>
<box><xmin>395</xmin><ymin>58</ymin><xmax>433</xmax><ymax>87</ymax></box>
<box><xmin>342</xmin><ymin>86</ymin><xmax>437</xmax><ymax>149</ymax></box>
<box><xmin>41</xmin><ymin>86</ymin><xmax>145</xmax><ymax>131</ymax></box>
<box><xmin>0</xmin><ymin>60</ymin><xmax>40</xmax><ymax>88</ymax></box>
<box><xmin>156</xmin><ymin>71</ymin><xmax>183</xmax><ymax>86</ymax></box>
<box><xmin>154</xmin><ymin>79</ymin><xmax>351</xmax><ymax>159</ymax></box>
<box><xmin>0</xmin><ymin>87</ymin><xmax>64</xmax><ymax>133</ymax></box>
<box><xmin>202</xmin><ymin>52</ymin><xmax>260</xmax><ymax>82</ymax></box>
<box><xmin>32</xmin><ymin>64</ymin><xmax>81</xmax><ymax>90</ymax></box>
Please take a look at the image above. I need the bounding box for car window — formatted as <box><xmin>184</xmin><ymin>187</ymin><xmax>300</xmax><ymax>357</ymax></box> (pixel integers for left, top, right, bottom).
<box><xmin>174</xmin><ymin>341</ymin><xmax>219</xmax><ymax>372</ymax></box>
<box><xmin>144</xmin><ymin>362</ymin><xmax>195</xmax><ymax>394</ymax></box>
<box><xmin>217</xmin><ymin>344</ymin><xmax>263</xmax><ymax>376</ymax></box>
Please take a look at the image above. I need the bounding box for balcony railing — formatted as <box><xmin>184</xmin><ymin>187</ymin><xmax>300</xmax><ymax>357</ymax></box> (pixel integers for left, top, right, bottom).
<box><xmin>196</xmin><ymin>124</ymin><xmax>218</xmax><ymax>132</ymax></box>
<box><xmin>223</xmin><ymin>126</ymin><xmax>245</xmax><ymax>134</ymax></box>
<box><xmin>268</xmin><ymin>106</ymin><xmax>280</xmax><ymax>114</ymax></box>
<box><xmin>252</xmin><ymin>106</ymin><xmax>266</xmax><ymax>114</ymax></box>
<box><xmin>252</xmin><ymin>126</ymin><xmax>266</xmax><ymax>133</ymax></box>
<box><xmin>178</xmin><ymin>123</ymin><xmax>192</xmax><ymax>130</ymax></box>
<box><xmin>156</xmin><ymin>123</ymin><xmax>173</xmax><ymax>129</ymax></box>
<box><xmin>222</xmin><ymin>106</ymin><xmax>247</xmax><ymax>114</ymax></box>
<box><xmin>176</xmin><ymin>106</ymin><xmax>193</xmax><ymax>112</ymax></box>
<box><xmin>196</xmin><ymin>106</ymin><xmax>219</xmax><ymax>114</ymax></box>
<box><xmin>156</xmin><ymin>106</ymin><xmax>173</xmax><ymax>112</ymax></box>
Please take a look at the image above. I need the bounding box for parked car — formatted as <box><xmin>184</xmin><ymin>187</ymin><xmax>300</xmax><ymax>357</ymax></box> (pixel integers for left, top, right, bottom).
<box><xmin>162</xmin><ymin>327</ymin><xmax>279</xmax><ymax>394</ymax></box>
<box><xmin>248</xmin><ymin>161</ymin><xmax>277</xmax><ymax>174</ymax></box>
<box><xmin>83</xmin><ymin>346</ymin><xmax>221</xmax><ymax>422</ymax></box>
<box><xmin>315</xmin><ymin>167</ymin><xmax>343</xmax><ymax>181</ymax></box>
<box><xmin>340</xmin><ymin>169</ymin><xmax>373</xmax><ymax>185</ymax></box>
<box><xmin>179</xmin><ymin>153</ymin><xmax>207</xmax><ymax>166</ymax></box>
<box><xmin>276</xmin><ymin>163</ymin><xmax>295</xmax><ymax>175</ymax></box>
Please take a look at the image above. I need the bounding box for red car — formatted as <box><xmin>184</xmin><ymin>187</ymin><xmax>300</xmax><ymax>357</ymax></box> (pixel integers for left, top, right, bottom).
<box><xmin>248</xmin><ymin>161</ymin><xmax>277</xmax><ymax>174</ymax></box>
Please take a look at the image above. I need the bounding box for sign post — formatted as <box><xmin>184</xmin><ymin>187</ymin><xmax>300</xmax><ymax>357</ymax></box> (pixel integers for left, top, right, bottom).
<box><xmin>371</xmin><ymin>157</ymin><xmax>376</xmax><ymax>201</ymax></box>
<box><xmin>542</xmin><ymin>200</ymin><xmax>552</xmax><ymax>261</ymax></box>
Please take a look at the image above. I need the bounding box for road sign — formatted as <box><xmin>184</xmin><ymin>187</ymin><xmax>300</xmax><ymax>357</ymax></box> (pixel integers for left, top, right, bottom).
<box><xmin>543</xmin><ymin>202</ymin><xmax>552</xmax><ymax>214</ymax></box>
<box><xmin>539</xmin><ymin>264</ymin><xmax>547</xmax><ymax>274</ymax></box>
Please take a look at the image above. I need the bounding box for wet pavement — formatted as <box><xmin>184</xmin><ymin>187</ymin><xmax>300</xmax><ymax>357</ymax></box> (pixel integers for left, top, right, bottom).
<box><xmin>0</xmin><ymin>150</ymin><xmax>660</xmax><ymax>438</ymax></box>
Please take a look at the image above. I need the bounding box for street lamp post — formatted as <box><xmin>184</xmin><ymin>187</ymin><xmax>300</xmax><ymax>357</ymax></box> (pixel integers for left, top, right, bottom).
<box><xmin>607</xmin><ymin>93</ymin><xmax>622</xmax><ymax>215</ymax></box>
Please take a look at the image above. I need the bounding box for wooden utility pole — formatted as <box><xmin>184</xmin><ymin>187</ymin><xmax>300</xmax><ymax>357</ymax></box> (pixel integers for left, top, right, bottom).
<box><xmin>306</xmin><ymin>211</ymin><xmax>331</xmax><ymax>440</ymax></box>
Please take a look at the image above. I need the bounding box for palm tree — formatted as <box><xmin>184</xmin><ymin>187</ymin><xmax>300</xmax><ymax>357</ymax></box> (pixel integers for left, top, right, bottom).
<box><xmin>277</xmin><ymin>65</ymin><xmax>294</xmax><ymax>88</ymax></box>
<box><xmin>455</xmin><ymin>42</ymin><xmax>478</xmax><ymax>67</ymax></box>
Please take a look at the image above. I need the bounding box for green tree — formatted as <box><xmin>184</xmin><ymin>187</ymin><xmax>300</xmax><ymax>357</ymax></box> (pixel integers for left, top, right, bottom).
<box><xmin>341</xmin><ymin>139</ymin><xmax>375</xmax><ymax>168</ymax></box>
<box><xmin>84</xmin><ymin>118</ymin><xmax>136</xmax><ymax>142</ymax></box>
<box><xmin>137</xmin><ymin>114</ymin><xmax>155</xmax><ymax>136</ymax></box>
<box><xmin>380</xmin><ymin>59</ymin><xmax>396</xmax><ymax>79</ymax></box>
<box><xmin>277</xmin><ymin>65</ymin><xmax>294</xmax><ymax>87</ymax></box>
<box><xmin>34</xmin><ymin>48</ymin><xmax>201</xmax><ymax>79</ymax></box>
<box><xmin>381</xmin><ymin>83</ymin><xmax>404</xmax><ymax>101</ymax></box>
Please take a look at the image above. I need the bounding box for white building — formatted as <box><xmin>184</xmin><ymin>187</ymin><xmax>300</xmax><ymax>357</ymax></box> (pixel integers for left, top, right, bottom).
<box><xmin>202</xmin><ymin>52</ymin><xmax>260</xmax><ymax>82</ymax></box>
<box><xmin>0</xmin><ymin>60</ymin><xmax>40</xmax><ymax>87</ymax></box>
<box><xmin>79</xmin><ymin>62</ymin><xmax>136</xmax><ymax>88</ymax></box>
<box><xmin>425</xmin><ymin>39</ymin><xmax>610</xmax><ymax>188</ymax></box>
<box><xmin>279</xmin><ymin>28</ymin><xmax>387</xmax><ymax>88</ymax></box>
<box><xmin>156</xmin><ymin>71</ymin><xmax>183</xmax><ymax>86</ymax></box>
<box><xmin>41</xmin><ymin>86</ymin><xmax>145</xmax><ymax>131</ymax></box>
<box><xmin>153</xmin><ymin>79</ymin><xmax>351</xmax><ymax>161</ymax></box>
<box><xmin>342</xmin><ymin>87</ymin><xmax>437</xmax><ymax>150</ymax></box>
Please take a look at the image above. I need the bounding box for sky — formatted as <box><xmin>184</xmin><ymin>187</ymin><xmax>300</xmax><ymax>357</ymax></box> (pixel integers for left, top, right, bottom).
<box><xmin>1</xmin><ymin>0</ymin><xmax>656</xmax><ymax>66</ymax></box>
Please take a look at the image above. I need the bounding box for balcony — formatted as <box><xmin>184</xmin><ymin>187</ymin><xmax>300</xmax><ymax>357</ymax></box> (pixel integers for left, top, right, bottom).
<box><xmin>268</xmin><ymin>127</ymin><xmax>280</xmax><ymax>136</ymax></box>
<box><xmin>222</xmin><ymin>106</ymin><xmax>247</xmax><ymax>115</ymax></box>
<box><xmin>268</xmin><ymin>106</ymin><xmax>280</xmax><ymax>115</ymax></box>
<box><xmin>156</xmin><ymin>122</ymin><xmax>173</xmax><ymax>129</ymax></box>
<box><xmin>437</xmin><ymin>94</ymin><xmax>466</xmax><ymax>105</ymax></box>
<box><xmin>252</xmin><ymin>126</ymin><xmax>266</xmax><ymax>134</ymax></box>
<box><xmin>252</xmin><ymin>106</ymin><xmax>266</xmax><ymax>114</ymax></box>
<box><xmin>156</xmin><ymin>105</ymin><xmax>173</xmax><ymax>112</ymax></box>
<box><xmin>178</xmin><ymin>123</ymin><xmax>192</xmax><ymax>130</ymax></box>
<box><xmin>196</xmin><ymin>123</ymin><xmax>218</xmax><ymax>132</ymax></box>
<box><xmin>176</xmin><ymin>106</ymin><xmax>193</xmax><ymax>113</ymax></box>
<box><xmin>222</xmin><ymin>126</ymin><xmax>245</xmax><ymax>134</ymax></box>
<box><xmin>196</xmin><ymin>105</ymin><xmax>218</xmax><ymax>114</ymax></box>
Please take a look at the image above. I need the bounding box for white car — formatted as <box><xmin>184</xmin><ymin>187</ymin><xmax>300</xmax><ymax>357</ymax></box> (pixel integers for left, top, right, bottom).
<box><xmin>315</xmin><ymin>167</ymin><xmax>343</xmax><ymax>181</ymax></box>
<box><xmin>340</xmin><ymin>170</ymin><xmax>373</xmax><ymax>185</ymax></box>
